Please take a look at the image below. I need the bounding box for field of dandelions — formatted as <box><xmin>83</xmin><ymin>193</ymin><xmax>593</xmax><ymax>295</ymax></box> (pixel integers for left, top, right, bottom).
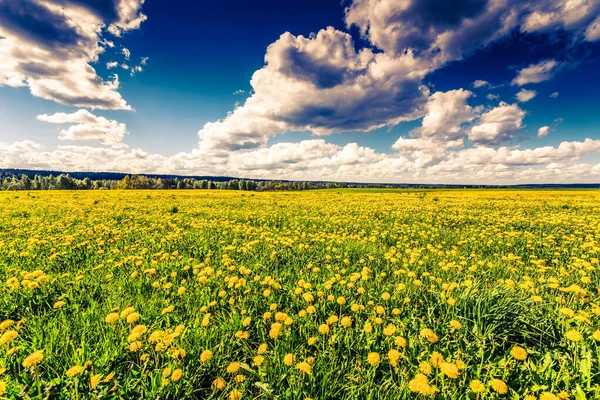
<box><xmin>1</xmin><ymin>189</ymin><xmax>600</xmax><ymax>399</ymax></box>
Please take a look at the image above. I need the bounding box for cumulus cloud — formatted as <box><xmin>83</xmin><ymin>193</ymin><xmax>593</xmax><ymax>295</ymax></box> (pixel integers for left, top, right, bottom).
<box><xmin>197</xmin><ymin>27</ymin><xmax>430</xmax><ymax>153</ymax></box>
<box><xmin>469</xmin><ymin>102</ymin><xmax>526</xmax><ymax>145</ymax></box>
<box><xmin>4</xmin><ymin>137</ymin><xmax>600</xmax><ymax>184</ymax></box>
<box><xmin>537</xmin><ymin>125</ymin><xmax>549</xmax><ymax>138</ymax></box>
<box><xmin>345</xmin><ymin>0</ymin><xmax>600</xmax><ymax>64</ymax></box>
<box><xmin>472</xmin><ymin>80</ymin><xmax>490</xmax><ymax>88</ymax></box>
<box><xmin>37</xmin><ymin>109</ymin><xmax>128</xmax><ymax>148</ymax></box>
<box><xmin>586</xmin><ymin>16</ymin><xmax>600</xmax><ymax>41</ymax></box>
<box><xmin>516</xmin><ymin>88</ymin><xmax>537</xmax><ymax>102</ymax></box>
<box><xmin>0</xmin><ymin>0</ymin><xmax>146</xmax><ymax>109</ymax></box>
<box><xmin>512</xmin><ymin>59</ymin><xmax>559</xmax><ymax>86</ymax></box>
<box><xmin>408</xmin><ymin>89</ymin><xmax>476</xmax><ymax>143</ymax></box>
<box><xmin>522</xmin><ymin>0</ymin><xmax>600</xmax><ymax>35</ymax></box>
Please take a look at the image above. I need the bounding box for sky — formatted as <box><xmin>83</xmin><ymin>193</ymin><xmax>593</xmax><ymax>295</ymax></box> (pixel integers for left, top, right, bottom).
<box><xmin>1</xmin><ymin>0</ymin><xmax>600</xmax><ymax>184</ymax></box>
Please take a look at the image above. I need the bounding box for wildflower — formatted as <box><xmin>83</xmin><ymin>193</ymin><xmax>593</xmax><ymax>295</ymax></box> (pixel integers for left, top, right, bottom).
<box><xmin>230</xmin><ymin>389</ymin><xmax>242</xmax><ymax>400</ymax></box>
<box><xmin>341</xmin><ymin>316</ymin><xmax>352</xmax><ymax>327</ymax></box>
<box><xmin>126</xmin><ymin>312</ymin><xmax>140</xmax><ymax>324</ymax></box>
<box><xmin>120</xmin><ymin>307</ymin><xmax>135</xmax><ymax>318</ymax></box>
<box><xmin>449</xmin><ymin>320</ymin><xmax>462</xmax><ymax>330</ymax></box>
<box><xmin>253</xmin><ymin>355</ymin><xmax>265</xmax><ymax>366</ymax></box>
<box><xmin>235</xmin><ymin>331</ymin><xmax>249</xmax><ymax>339</ymax></box>
<box><xmin>66</xmin><ymin>365</ymin><xmax>84</xmax><ymax>378</ymax></box>
<box><xmin>593</xmin><ymin>330</ymin><xmax>600</xmax><ymax>341</ymax></box>
<box><xmin>161</xmin><ymin>305</ymin><xmax>174</xmax><ymax>314</ymax></box>
<box><xmin>388</xmin><ymin>349</ymin><xmax>400</xmax><ymax>367</ymax></box>
<box><xmin>490</xmin><ymin>379</ymin><xmax>508</xmax><ymax>394</ymax></box>
<box><xmin>171</xmin><ymin>369</ymin><xmax>182</xmax><ymax>382</ymax></box>
<box><xmin>284</xmin><ymin>353</ymin><xmax>295</xmax><ymax>366</ymax></box>
<box><xmin>129</xmin><ymin>341</ymin><xmax>142</xmax><ymax>352</ymax></box>
<box><xmin>90</xmin><ymin>374</ymin><xmax>102</xmax><ymax>389</ymax></box>
<box><xmin>318</xmin><ymin>324</ymin><xmax>330</xmax><ymax>335</ymax></box>
<box><xmin>430</xmin><ymin>352</ymin><xmax>444</xmax><ymax>367</ymax></box>
<box><xmin>440</xmin><ymin>362</ymin><xmax>459</xmax><ymax>379</ymax></box>
<box><xmin>565</xmin><ymin>330</ymin><xmax>582</xmax><ymax>342</ymax></box>
<box><xmin>470</xmin><ymin>380</ymin><xmax>485</xmax><ymax>393</ymax></box>
<box><xmin>212</xmin><ymin>377</ymin><xmax>226</xmax><ymax>390</ymax></box>
<box><xmin>226</xmin><ymin>362</ymin><xmax>240</xmax><ymax>374</ymax></box>
<box><xmin>296</xmin><ymin>361</ymin><xmax>312</xmax><ymax>375</ymax></box>
<box><xmin>419</xmin><ymin>361</ymin><xmax>432</xmax><ymax>375</ymax></box>
<box><xmin>510</xmin><ymin>346</ymin><xmax>528</xmax><ymax>360</ymax></box>
<box><xmin>0</xmin><ymin>380</ymin><xmax>5</xmax><ymax>396</ymax></box>
<box><xmin>53</xmin><ymin>301</ymin><xmax>66</xmax><ymax>309</ymax></box>
<box><xmin>539</xmin><ymin>393</ymin><xmax>558</xmax><ymax>400</ymax></box>
<box><xmin>367</xmin><ymin>352</ymin><xmax>380</xmax><ymax>367</ymax></box>
<box><xmin>0</xmin><ymin>320</ymin><xmax>14</xmax><ymax>331</ymax></box>
<box><xmin>201</xmin><ymin>350</ymin><xmax>213</xmax><ymax>362</ymax></box>
<box><xmin>23</xmin><ymin>350</ymin><xmax>43</xmax><ymax>368</ymax></box>
<box><xmin>105</xmin><ymin>313</ymin><xmax>119</xmax><ymax>323</ymax></box>
<box><xmin>257</xmin><ymin>343</ymin><xmax>268</xmax><ymax>354</ymax></box>
<box><xmin>420</xmin><ymin>328</ymin><xmax>438</xmax><ymax>343</ymax></box>
<box><xmin>0</xmin><ymin>330</ymin><xmax>18</xmax><ymax>346</ymax></box>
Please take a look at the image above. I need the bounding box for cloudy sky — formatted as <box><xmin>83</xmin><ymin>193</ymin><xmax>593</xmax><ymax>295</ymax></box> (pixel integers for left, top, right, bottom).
<box><xmin>1</xmin><ymin>0</ymin><xmax>600</xmax><ymax>184</ymax></box>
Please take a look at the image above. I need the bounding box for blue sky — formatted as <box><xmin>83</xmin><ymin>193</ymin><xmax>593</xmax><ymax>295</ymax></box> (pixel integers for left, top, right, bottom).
<box><xmin>1</xmin><ymin>0</ymin><xmax>600</xmax><ymax>183</ymax></box>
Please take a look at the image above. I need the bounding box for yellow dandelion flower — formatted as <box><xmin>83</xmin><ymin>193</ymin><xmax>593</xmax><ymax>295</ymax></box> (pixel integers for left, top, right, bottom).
<box><xmin>171</xmin><ymin>369</ymin><xmax>183</xmax><ymax>382</ymax></box>
<box><xmin>90</xmin><ymin>374</ymin><xmax>102</xmax><ymax>389</ymax></box>
<box><xmin>212</xmin><ymin>377</ymin><xmax>226</xmax><ymax>390</ymax></box>
<box><xmin>201</xmin><ymin>349</ymin><xmax>213</xmax><ymax>362</ymax></box>
<box><xmin>53</xmin><ymin>301</ymin><xmax>66</xmax><ymax>309</ymax></box>
<box><xmin>257</xmin><ymin>343</ymin><xmax>268</xmax><ymax>354</ymax></box>
<box><xmin>296</xmin><ymin>361</ymin><xmax>312</xmax><ymax>375</ymax></box>
<box><xmin>23</xmin><ymin>350</ymin><xmax>43</xmax><ymax>368</ymax></box>
<box><xmin>66</xmin><ymin>365</ymin><xmax>84</xmax><ymax>378</ymax></box>
<box><xmin>0</xmin><ymin>330</ymin><xmax>18</xmax><ymax>346</ymax></box>
<box><xmin>105</xmin><ymin>313</ymin><xmax>119</xmax><ymax>323</ymax></box>
<box><xmin>470</xmin><ymin>380</ymin><xmax>485</xmax><ymax>393</ymax></box>
<box><xmin>388</xmin><ymin>349</ymin><xmax>401</xmax><ymax>367</ymax></box>
<box><xmin>440</xmin><ymin>362</ymin><xmax>459</xmax><ymax>379</ymax></box>
<box><xmin>367</xmin><ymin>352</ymin><xmax>380</xmax><ymax>367</ymax></box>
<box><xmin>284</xmin><ymin>353</ymin><xmax>295</xmax><ymax>366</ymax></box>
<box><xmin>226</xmin><ymin>362</ymin><xmax>240</xmax><ymax>374</ymax></box>
<box><xmin>490</xmin><ymin>379</ymin><xmax>508</xmax><ymax>394</ymax></box>
<box><xmin>565</xmin><ymin>330</ymin><xmax>582</xmax><ymax>342</ymax></box>
<box><xmin>510</xmin><ymin>346</ymin><xmax>527</xmax><ymax>360</ymax></box>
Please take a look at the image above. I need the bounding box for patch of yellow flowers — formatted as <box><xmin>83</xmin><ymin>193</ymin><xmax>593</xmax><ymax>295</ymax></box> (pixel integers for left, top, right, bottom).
<box><xmin>0</xmin><ymin>189</ymin><xmax>600</xmax><ymax>398</ymax></box>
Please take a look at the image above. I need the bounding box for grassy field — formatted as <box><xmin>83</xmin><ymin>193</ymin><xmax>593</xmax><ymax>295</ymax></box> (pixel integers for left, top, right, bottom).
<box><xmin>1</xmin><ymin>189</ymin><xmax>600</xmax><ymax>399</ymax></box>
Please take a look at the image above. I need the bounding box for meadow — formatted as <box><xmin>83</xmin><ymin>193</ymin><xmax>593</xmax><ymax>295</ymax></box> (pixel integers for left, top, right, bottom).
<box><xmin>0</xmin><ymin>189</ymin><xmax>599</xmax><ymax>399</ymax></box>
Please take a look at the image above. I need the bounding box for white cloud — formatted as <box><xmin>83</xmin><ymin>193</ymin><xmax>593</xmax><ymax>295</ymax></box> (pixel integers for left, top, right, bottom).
<box><xmin>537</xmin><ymin>125</ymin><xmax>549</xmax><ymax>138</ymax></box>
<box><xmin>0</xmin><ymin>0</ymin><xmax>146</xmax><ymax>109</ymax></box>
<box><xmin>586</xmin><ymin>16</ymin><xmax>600</xmax><ymax>41</ymax></box>
<box><xmin>516</xmin><ymin>88</ymin><xmax>537</xmax><ymax>102</ymax></box>
<box><xmin>469</xmin><ymin>102</ymin><xmax>526</xmax><ymax>145</ymax></box>
<box><xmin>106</xmin><ymin>61</ymin><xmax>119</xmax><ymax>69</ymax></box>
<box><xmin>522</xmin><ymin>0</ymin><xmax>600</xmax><ymax>37</ymax></box>
<box><xmin>550</xmin><ymin>91</ymin><xmax>559</xmax><ymax>98</ymax></box>
<box><xmin>409</xmin><ymin>89</ymin><xmax>476</xmax><ymax>142</ymax></box>
<box><xmin>4</xmin><ymin>137</ymin><xmax>600</xmax><ymax>184</ymax></box>
<box><xmin>122</xmin><ymin>47</ymin><xmax>131</xmax><ymax>60</ymax></box>
<box><xmin>487</xmin><ymin>93</ymin><xmax>500</xmax><ymax>100</ymax></box>
<box><xmin>512</xmin><ymin>59</ymin><xmax>559</xmax><ymax>86</ymax></box>
<box><xmin>197</xmin><ymin>27</ymin><xmax>430</xmax><ymax>153</ymax></box>
<box><xmin>37</xmin><ymin>109</ymin><xmax>128</xmax><ymax>148</ymax></box>
<box><xmin>472</xmin><ymin>80</ymin><xmax>490</xmax><ymax>88</ymax></box>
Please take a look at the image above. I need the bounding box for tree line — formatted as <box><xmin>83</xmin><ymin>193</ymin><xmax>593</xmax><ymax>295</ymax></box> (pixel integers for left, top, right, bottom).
<box><xmin>0</xmin><ymin>172</ymin><xmax>349</xmax><ymax>191</ymax></box>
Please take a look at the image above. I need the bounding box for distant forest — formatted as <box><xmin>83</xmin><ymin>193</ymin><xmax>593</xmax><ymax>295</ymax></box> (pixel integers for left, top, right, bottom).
<box><xmin>1</xmin><ymin>169</ymin><xmax>599</xmax><ymax>191</ymax></box>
